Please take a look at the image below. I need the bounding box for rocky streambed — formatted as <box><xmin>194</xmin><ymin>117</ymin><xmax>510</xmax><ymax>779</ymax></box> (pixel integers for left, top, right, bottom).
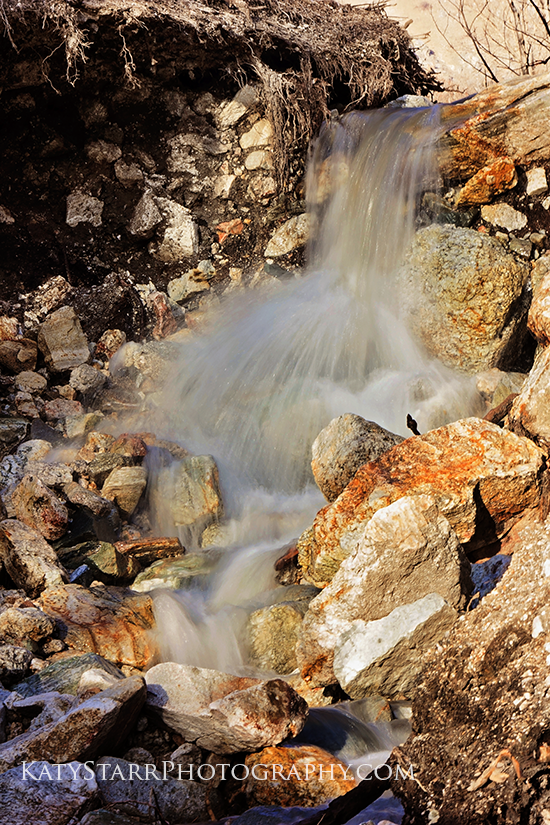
<box><xmin>3</xmin><ymin>2</ymin><xmax>550</xmax><ymax>823</ymax></box>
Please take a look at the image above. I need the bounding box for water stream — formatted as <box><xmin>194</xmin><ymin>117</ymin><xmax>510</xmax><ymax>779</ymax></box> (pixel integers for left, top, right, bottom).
<box><xmin>140</xmin><ymin>103</ymin><xmax>478</xmax><ymax>802</ymax></box>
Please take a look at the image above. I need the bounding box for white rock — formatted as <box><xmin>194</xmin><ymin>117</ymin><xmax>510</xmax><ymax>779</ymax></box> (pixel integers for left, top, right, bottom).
<box><xmin>245</xmin><ymin>150</ymin><xmax>272</xmax><ymax>171</ymax></box>
<box><xmin>527</xmin><ymin>166</ymin><xmax>548</xmax><ymax>197</ymax></box>
<box><xmin>216</xmin><ymin>85</ymin><xmax>258</xmax><ymax>129</ymax></box>
<box><xmin>213</xmin><ymin>174</ymin><xmax>236</xmax><ymax>199</ymax></box>
<box><xmin>239</xmin><ymin>119</ymin><xmax>273</xmax><ymax>149</ymax></box>
<box><xmin>151</xmin><ymin>198</ymin><xmax>199</xmax><ymax>262</ymax></box>
<box><xmin>480</xmin><ymin>203</ymin><xmax>527</xmax><ymax>232</ymax></box>
<box><xmin>264</xmin><ymin>213</ymin><xmax>311</xmax><ymax>257</ymax></box>
<box><xmin>66</xmin><ymin>192</ymin><xmax>103</xmax><ymax>228</ymax></box>
<box><xmin>333</xmin><ymin>593</ymin><xmax>458</xmax><ymax>698</ymax></box>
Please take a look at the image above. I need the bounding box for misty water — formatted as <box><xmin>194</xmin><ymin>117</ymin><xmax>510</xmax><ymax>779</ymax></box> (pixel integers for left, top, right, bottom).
<box><xmin>136</xmin><ymin>102</ymin><xmax>479</xmax><ymax>808</ymax></box>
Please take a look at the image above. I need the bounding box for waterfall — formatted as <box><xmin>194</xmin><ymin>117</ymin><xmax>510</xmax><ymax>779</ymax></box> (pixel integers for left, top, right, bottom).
<box><xmin>149</xmin><ymin>102</ymin><xmax>477</xmax><ymax>681</ymax></box>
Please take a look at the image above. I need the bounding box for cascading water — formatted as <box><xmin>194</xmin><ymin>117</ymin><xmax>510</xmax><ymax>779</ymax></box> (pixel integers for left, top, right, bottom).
<box><xmin>143</xmin><ymin>103</ymin><xmax>480</xmax><ymax>791</ymax></box>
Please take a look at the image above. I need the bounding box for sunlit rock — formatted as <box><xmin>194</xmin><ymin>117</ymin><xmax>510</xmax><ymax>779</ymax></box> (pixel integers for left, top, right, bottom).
<box><xmin>12</xmin><ymin>475</ymin><xmax>69</xmax><ymax>541</ymax></box>
<box><xmin>244</xmin><ymin>744</ymin><xmax>356</xmax><ymax>807</ymax></box>
<box><xmin>145</xmin><ymin>663</ymin><xmax>307</xmax><ymax>753</ymax></box>
<box><xmin>508</xmin><ymin>346</ymin><xmax>550</xmax><ymax>450</ymax></box>
<box><xmin>39</xmin><ymin>585</ymin><xmax>157</xmax><ymax>669</ymax></box>
<box><xmin>401</xmin><ymin>224</ymin><xmax>528</xmax><ymax>374</ymax></box>
<box><xmin>312</xmin><ymin>413</ymin><xmax>404</xmax><ymax>502</ymax></box>
<box><xmin>298</xmin><ymin>495</ymin><xmax>470</xmax><ymax>687</ymax></box>
<box><xmin>298</xmin><ymin>418</ymin><xmax>543</xmax><ymax>587</ymax></box>
<box><xmin>0</xmin><ymin>519</ymin><xmax>67</xmax><ymax>597</ymax></box>
<box><xmin>37</xmin><ymin>306</ymin><xmax>90</xmax><ymax>373</ymax></box>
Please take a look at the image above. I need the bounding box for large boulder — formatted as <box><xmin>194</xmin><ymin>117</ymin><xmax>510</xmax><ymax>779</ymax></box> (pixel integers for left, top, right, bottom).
<box><xmin>297</xmin><ymin>495</ymin><xmax>470</xmax><ymax>689</ymax></box>
<box><xmin>391</xmin><ymin>512</ymin><xmax>550</xmax><ymax>824</ymax></box>
<box><xmin>298</xmin><ymin>418</ymin><xmax>543</xmax><ymax>587</ymax></box>
<box><xmin>0</xmin><ymin>676</ymin><xmax>146</xmax><ymax>772</ymax></box>
<box><xmin>528</xmin><ymin>268</ymin><xmax>550</xmax><ymax>347</ymax></box>
<box><xmin>12</xmin><ymin>475</ymin><xmax>69</xmax><ymax>541</ymax></box>
<box><xmin>145</xmin><ymin>663</ymin><xmax>307</xmax><ymax>753</ymax></box>
<box><xmin>400</xmin><ymin>224</ymin><xmax>528</xmax><ymax>374</ymax></box>
<box><xmin>311</xmin><ymin>414</ymin><xmax>404</xmax><ymax>502</ymax></box>
<box><xmin>0</xmin><ymin>761</ymin><xmax>98</xmax><ymax>825</ymax></box>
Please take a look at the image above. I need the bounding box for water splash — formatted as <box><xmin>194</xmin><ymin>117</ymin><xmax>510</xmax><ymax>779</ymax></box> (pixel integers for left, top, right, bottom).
<box><xmin>155</xmin><ymin>105</ymin><xmax>477</xmax><ymax>504</ymax></box>
<box><xmin>149</xmin><ymin>104</ymin><xmax>479</xmax><ymax>681</ymax></box>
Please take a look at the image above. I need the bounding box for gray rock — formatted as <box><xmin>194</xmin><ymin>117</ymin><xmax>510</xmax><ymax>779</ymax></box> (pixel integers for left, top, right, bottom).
<box><xmin>311</xmin><ymin>414</ymin><xmax>404</xmax><ymax>502</ymax></box>
<box><xmin>12</xmin><ymin>475</ymin><xmax>69</xmax><ymax>541</ymax></box>
<box><xmin>63</xmin><ymin>481</ymin><xmax>121</xmax><ymax>542</ymax></box>
<box><xmin>0</xmin><ymin>675</ymin><xmax>146</xmax><ymax>772</ymax></box>
<box><xmin>167</xmin><ymin>270</ymin><xmax>210</xmax><ymax>302</ymax></box>
<box><xmin>15</xmin><ymin>652</ymin><xmax>124</xmax><ymax>698</ymax></box>
<box><xmin>297</xmin><ymin>495</ymin><xmax>472</xmax><ymax>687</ymax></box>
<box><xmin>66</xmin><ymin>191</ymin><xmax>104</xmax><ymax>228</ymax></box>
<box><xmin>264</xmin><ymin>214</ymin><xmax>310</xmax><ymax>258</ymax></box>
<box><xmin>401</xmin><ymin>224</ymin><xmax>528</xmax><ymax>373</ymax></box>
<box><xmin>69</xmin><ymin>364</ymin><xmax>106</xmax><ymax>394</ymax></box>
<box><xmin>130</xmin><ymin>552</ymin><xmax>217</xmax><ymax>593</ymax></box>
<box><xmin>95</xmin><ymin>756</ymin><xmax>208</xmax><ymax>822</ymax></box>
<box><xmin>0</xmin><ymin>761</ymin><xmax>98</xmax><ymax>825</ymax></box>
<box><xmin>0</xmin><ymin>418</ymin><xmax>28</xmax><ymax>456</ymax></box>
<box><xmin>128</xmin><ymin>191</ymin><xmax>163</xmax><ymax>237</ymax></box>
<box><xmin>15</xmin><ymin>371</ymin><xmax>47</xmax><ymax>394</ymax></box>
<box><xmin>0</xmin><ymin>644</ymin><xmax>32</xmax><ymax>682</ymax></box>
<box><xmin>145</xmin><ymin>663</ymin><xmax>307</xmax><ymax>753</ymax></box>
<box><xmin>157</xmin><ymin>455</ymin><xmax>223</xmax><ymax>538</ymax></box>
<box><xmin>0</xmin><ymin>607</ymin><xmax>55</xmax><ymax>646</ymax></box>
<box><xmin>508</xmin><ymin>346</ymin><xmax>550</xmax><ymax>449</ymax></box>
<box><xmin>150</xmin><ymin>198</ymin><xmax>199</xmax><ymax>262</ymax></box>
<box><xmin>333</xmin><ymin>592</ymin><xmax>458</xmax><ymax>699</ymax></box>
<box><xmin>481</xmin><ymin>202</ymin><xmax>528</xmax><ymax>231</ymax></box>
<box><xmin>37</xmin><ymin>306</ymin><xmax>90</xmax><ymax>373</ymax></box>
<box><xmin>101</xmin><ymin>466</ymin><xmax>147</xmax><ymax>519</ymax></box>
<box><xmin>0</xmin><ymin>519</ymin><xmax>67</xmax><ymax>597</ymax></box>
<box><xmin>248</xmin><ymin>586</ymin><xmax>321</xmax><ymax>674</ymax></box>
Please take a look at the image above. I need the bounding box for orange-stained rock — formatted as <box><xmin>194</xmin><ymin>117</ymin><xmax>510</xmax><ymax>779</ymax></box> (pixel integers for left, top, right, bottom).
<box><xmin>298</xmin><ymin>418</ymin><xmax>544</xmax><ymax>586</ymax></box>
<box><xmin>439</xmin><ymin>74</ymin><xmax>550</xmax><ymax>181</ymax></box>
<box><xmin>455</xmin><ymin>157</ymin><xmax>517</xmax><ymax>206</ymax></box>
<box><xmin>115</xmin><ymin>536</ymin><xmax>185</xmax><ymax>566</ymax></box>
<box><xmin>528</xmin><ymin>270</ymin><xmax>550</xmax><ymax>347</ymax></box>
<box><xmin>109</xmin><ymin>434</ymin><xmax>148</xmax><ymax>458</ymax></box>
<box><xmin>39</xmin><ymin>584</ymin><xmax>158</xmax><ymax>669</ymax></box>
<box><xmin>244</xmin><ymin>745</ymin><xmax>356</xmax><ymax>807</ymax></box>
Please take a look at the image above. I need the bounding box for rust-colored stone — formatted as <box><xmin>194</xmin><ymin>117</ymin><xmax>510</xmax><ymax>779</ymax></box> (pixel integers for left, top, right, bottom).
<box><xmin>455</xmin><ymin>157</ymin><xmax>517</xmax><ymax>206</ymax></box>
<box><xmin>39</xmin><ymin>584</ymin><xmax>158</xmax><ymax>669</ymax></box>
<box><xmin>109</xmin><ymin>434</ymin><xmax>148</xmax><ymax>458</ymax></box>
<box><xmin>244</xmin><ymin>745</ymin><xmax>356</xmax><ymax>807</ymax></box>
<box><xmin>298</xmin><ymin>418</ymin><xmax>544</xmax><ymax>586</ymax></box>
<box><xmin>151</xmin><ymin>291</ymin><xmax>178</xmax><ymax>340</ymax></box>
<box><xmin>115</xmin><ymin>536</ymin><xmax>185</xmax><ymax>566</ymax></box>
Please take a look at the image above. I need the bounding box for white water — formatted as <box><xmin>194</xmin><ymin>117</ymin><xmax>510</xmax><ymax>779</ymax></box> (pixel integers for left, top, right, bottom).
<box><xmin>143</xmin><ymin>104</ymin><xmax>479</xmax><ymax>773</ymax></box>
